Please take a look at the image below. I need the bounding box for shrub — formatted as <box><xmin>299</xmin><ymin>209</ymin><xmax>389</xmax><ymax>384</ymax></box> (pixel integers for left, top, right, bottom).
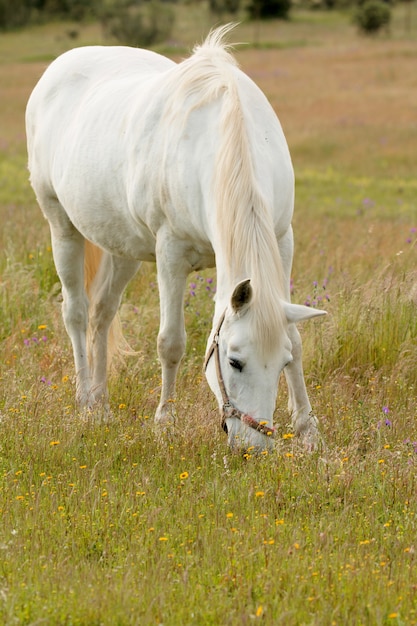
<box><xmin>354</xmin><ymin>0</ymin><xmax>391</xmax><ymax>34</ymax></box>
<box><xmin>0</xmin><ymin>0</ymin><xmax>31</xmax><ymax>30</ymax></box>
<box><xmin>247</xmin><ymin>0</ymin><xmax>292</xmax><ymax>19</ymax></box>
<box><xmin>209</xmin><ymin>0</ymin><xmax>241</xmax><ymax>16</ymax></box>
<box><xmin>100</xmin><ymin>0</ymin><xmax>175</xmax><ymax>47</ymax></box>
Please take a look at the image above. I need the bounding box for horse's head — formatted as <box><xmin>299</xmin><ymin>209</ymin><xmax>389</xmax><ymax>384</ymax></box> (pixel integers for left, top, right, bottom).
<box><xmin>204</xmin><ymin>279</ymin><xmax>325</xmax><ymax>453</ymax></box>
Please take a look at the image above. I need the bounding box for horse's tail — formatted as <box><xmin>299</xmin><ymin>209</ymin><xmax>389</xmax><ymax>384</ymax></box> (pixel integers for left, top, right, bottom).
<box><xmin>84</xmin><ymin>240</ymin><xmax>134</xmax><ymax>368</ymax></box>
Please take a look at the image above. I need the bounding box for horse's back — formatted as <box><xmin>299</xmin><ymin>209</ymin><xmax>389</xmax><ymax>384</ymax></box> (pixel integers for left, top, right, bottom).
<box><xmin>27</xmin><ymin>45</ymin><xmax>174</xmax><ymax>165</ymax></box>
<box><xmin>26</xmin><ymin>46</ymin><xmax>179</xmax><ymax>259</ymax></box>
<box><xmin>27</xmin><ymin>45</ymin><xmax>174</xmax><ymax>109</ymax></box>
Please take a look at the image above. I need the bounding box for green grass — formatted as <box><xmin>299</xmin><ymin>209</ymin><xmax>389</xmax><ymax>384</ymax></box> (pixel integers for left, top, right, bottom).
<box><xmin>2</xmin><ymin>8</ymin><xmax>417</xmax><ymax>625</ymax></box>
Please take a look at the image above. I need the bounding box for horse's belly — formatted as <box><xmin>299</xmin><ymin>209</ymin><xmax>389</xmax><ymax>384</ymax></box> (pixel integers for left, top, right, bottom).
<box><xmin>57</xmin><ymin>195</ymin><xmax>156</xmax><ymax>261</ymax></box>
<box><xmin>89</xmin><ymin>226</ymin><xmax>156</xmax><ymax>261</ymax></box>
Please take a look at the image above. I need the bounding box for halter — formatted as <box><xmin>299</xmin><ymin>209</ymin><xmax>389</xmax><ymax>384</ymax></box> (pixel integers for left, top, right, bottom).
<box><xmin>204</xmin><ymin>310</ymin><xmax>275</xmax><ymax>438</ymax></box>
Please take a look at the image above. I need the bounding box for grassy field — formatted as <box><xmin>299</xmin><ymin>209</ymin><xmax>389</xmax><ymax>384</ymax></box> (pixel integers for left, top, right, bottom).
<box><xmin>1</xmin><ymin>6</ymin><xmax>417</xmax><ymax>625</ymax></box>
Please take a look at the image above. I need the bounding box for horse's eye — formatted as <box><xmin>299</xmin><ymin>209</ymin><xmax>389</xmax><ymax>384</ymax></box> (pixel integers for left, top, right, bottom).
<box><xmin>229</xmin><ymin>358</ymin><xmax>243</xmax><ymax>372</ymax></box>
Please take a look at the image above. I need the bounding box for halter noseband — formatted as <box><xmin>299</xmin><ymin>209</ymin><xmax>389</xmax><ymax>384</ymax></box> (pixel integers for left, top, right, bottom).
<box><xmin>204</xmin><ymin>311</ymin><xmax>275</xmax><ymax>439</ymax></box>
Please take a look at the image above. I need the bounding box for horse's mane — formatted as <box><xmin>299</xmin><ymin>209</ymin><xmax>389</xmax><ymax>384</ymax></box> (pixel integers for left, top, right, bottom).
<box><xmin>162</xmin><ymin>24</ymin><xmax>287</xmax><ymax>355</ymax></box>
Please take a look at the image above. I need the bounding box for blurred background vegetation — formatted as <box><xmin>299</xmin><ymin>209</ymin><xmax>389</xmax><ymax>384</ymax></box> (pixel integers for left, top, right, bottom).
<box><xmin>1</xmin><ymin>0</ymin><xmax>411</xmax><ymax>42</ymax></box>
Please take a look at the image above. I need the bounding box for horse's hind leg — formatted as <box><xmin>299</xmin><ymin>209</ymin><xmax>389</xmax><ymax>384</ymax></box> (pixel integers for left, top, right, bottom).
<box><xmin>46</xmin><ymin>214</ymin><xmax>93</xmax><ymax>407</ymax></box>
<box><xmin>87</xmin><ymin>252</ymin><xmax>140</xmax><ymax>407</ymax></box>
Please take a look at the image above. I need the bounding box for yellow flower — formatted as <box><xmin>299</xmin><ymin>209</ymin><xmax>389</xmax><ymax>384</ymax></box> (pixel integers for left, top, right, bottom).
<box><xmin>159</xmin><ymin>536</ymin><xmax>168</xmax><ymax>541</ymax></box>
<box><xmin>226</xmin><ymin>512</ymin><xmax>234</xmax><ymax>518</ymax></box>
<box><xmin>255</xmin><ymin>491</ymin><xmax>265</xmax><ymax>498</ymax></box>
<box><xmin>256</xmin><ymin>606</ymin><xmax>263</xmax><ymax>617</ymax></box>
<box><xmin>49</xmin><ymin>440</ymin><xmax>60</xmax><ymax>446</ymax></box>
<box><xmin>283</xmin><ymin>433</ymin><xmax>295</xmax><ymax>439</ymax></box>
<box><xmin>180</xmin><ymin>471</ymin><xmax>189</xmax><ymax>480</ymax></box>
<box><xmin>38</xmin><ymin>324</ymin><xmax>47</xmax><ymax>330</ymax></box>
<box><xmin>118</xmin><ymin>403</ymin><xmax>126</xmax><ymax>409</ymax></box>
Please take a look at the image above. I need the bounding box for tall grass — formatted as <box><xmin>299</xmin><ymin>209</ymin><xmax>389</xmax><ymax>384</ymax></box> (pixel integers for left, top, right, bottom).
<box><xmin>1</xmin><ymin>10</ymin><xmax>417</xmax><ymax>625</ymax></box>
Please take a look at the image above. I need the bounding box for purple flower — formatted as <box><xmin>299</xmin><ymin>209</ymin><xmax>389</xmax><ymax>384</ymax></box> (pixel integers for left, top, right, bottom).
<box><xmin>363</xmin><ymin>198</ymin><xmax>374</xmax><ymax>207</ymax></box>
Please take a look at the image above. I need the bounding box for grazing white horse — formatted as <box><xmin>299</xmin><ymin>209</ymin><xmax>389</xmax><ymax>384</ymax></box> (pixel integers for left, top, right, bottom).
<box><xmin>26</xmin><ymin>25</ymin><xmax>325</xmax><ymax>452</ymax></box>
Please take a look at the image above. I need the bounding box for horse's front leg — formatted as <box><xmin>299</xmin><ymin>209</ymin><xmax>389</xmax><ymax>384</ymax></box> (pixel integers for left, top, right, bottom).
<box><xmin>155</xmin><ymin>232</ymin><xmax>188</xmax><ymax>426</ymax></box>
<box><xmin>279</xmin><ymin>226</ymin><xmax>321</xmax><ymax>450</ymax></box>
<box><xmin>284</xmin><ymin>324</ymin><xmax>320</xmax><ymax>450</ymax></box>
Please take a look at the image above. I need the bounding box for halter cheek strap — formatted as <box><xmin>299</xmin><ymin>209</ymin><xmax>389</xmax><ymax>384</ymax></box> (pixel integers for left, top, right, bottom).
<box><xmin>204</xmin><ymin>310</ymin><xmax>275</xmax><ymax>439</ymax></box>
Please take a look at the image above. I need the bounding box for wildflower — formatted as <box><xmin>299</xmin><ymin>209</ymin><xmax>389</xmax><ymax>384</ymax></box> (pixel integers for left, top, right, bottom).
<box><xmin>38</xmin><ymin>324</ymin><xmax>47</xmax><ymax>330</ymax></box>
<box><xmin>118</xmin><ymin>403</ymin><xmax>126</xmax><ymax>409</ymax></box>
<box><xmin>226</xmin><ymin>512</ymin><xmax>234</xmax><ymax>518</ymax></box>
<box><xmin>256</xmin><ymin>606</ymin><xmax>263</xmax><ymax>617</ymax></box>
<box><xmin>159</xmin><ymin>536</ymin><xmax>168</xmax><ymax>542</ymax></box>
<box><xmin>255</xmin><ymin>491</ymin><xmax>265</xmax><ymax>498</ymax></box>
<box><xmin>179</xmin><ymin>471</ymin><xmax>189</xmax><ymax>480</ymax></box>
<box><xmin>282</xmin><ymin>433</ymin><xmax>295</xmax><ymax>439</ymax></box>
<box><xmin>49</xmin><ymin>440</ymin><xmax>60</xmax><ymax>446</ymax></box>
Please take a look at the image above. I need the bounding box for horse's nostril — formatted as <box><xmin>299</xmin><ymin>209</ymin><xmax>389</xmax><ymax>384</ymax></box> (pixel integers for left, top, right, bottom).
<box><xmin>222</xmin><ymin>421</ymin><xmax>228</xmax><ymax>434</ymax></box>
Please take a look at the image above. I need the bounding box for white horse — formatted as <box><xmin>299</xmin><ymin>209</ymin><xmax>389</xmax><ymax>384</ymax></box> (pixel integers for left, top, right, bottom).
<box><xmin>26</xmin><ymin>25</ymin><xmax>325</xmax><ymax>452</ymax></box>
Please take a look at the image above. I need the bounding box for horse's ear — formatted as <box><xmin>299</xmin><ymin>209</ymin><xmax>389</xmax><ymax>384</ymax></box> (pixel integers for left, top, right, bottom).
<box><xmin>231</xmin><ymin>279</ymin><xmax>252</xmax><ymax>314</ymax></box>
<box><xmin>283</xmin><ymin>301</ymin><xmax>327</xmax><ymax>324</ymax></box>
